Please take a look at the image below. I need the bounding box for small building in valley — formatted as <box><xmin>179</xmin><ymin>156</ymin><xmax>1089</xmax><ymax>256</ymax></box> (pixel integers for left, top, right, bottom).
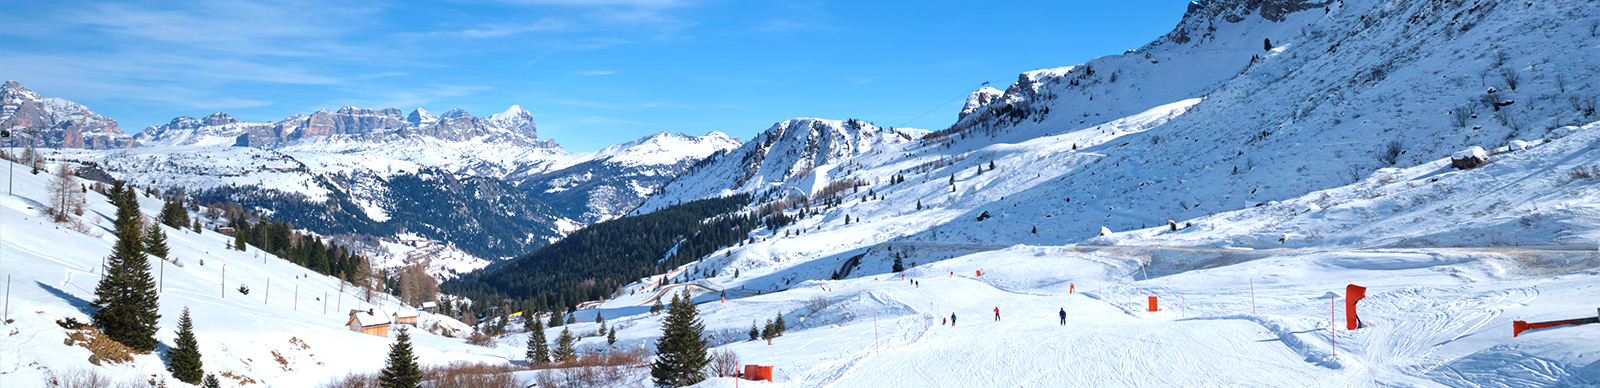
<box><xmin>347</xmin><ymin>309</ymin><xmax>390</xmax><ymax>337</ymax></box>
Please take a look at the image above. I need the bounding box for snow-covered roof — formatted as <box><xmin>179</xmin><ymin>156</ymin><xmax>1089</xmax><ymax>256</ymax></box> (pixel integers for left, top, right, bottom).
<box><xmin>393</xmin><ymin>310</ymin><xmax>420</xmax><ymax>319</ymax></box>
<box><xmin>349</xmin><ymin>311</ymin><xmax>389</xmax><ymax>328</ymax></box>
<box><xmin>420</xmin><ymin>302</ymin><xmax>437</xmax><ymax>309</ymax></box>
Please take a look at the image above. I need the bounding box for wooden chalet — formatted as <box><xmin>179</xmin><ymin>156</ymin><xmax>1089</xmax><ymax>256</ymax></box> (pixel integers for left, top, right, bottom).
<box><xmin>392</xmin><ymin>309</ymin><xmax>420</xmax><ymax>326</ymax></box>
<box><xmin>346</xmin><ymin>309</ymin><xmax>390</xmax><ymax>337</ymax></box>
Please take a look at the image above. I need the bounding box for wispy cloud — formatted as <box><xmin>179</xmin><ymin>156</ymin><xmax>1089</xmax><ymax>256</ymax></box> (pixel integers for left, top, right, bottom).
<box><xmin>324</xmin><ymin>85</ymin><xmax>494</xmax><ymax>112</ymax></box>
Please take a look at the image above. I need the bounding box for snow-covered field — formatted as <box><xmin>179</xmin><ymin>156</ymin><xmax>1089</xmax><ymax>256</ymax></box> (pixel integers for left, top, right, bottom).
<box><xmin>0</xmin><ymin>161</ymin><xmax>515</xmax><ymax>387</ymax></box>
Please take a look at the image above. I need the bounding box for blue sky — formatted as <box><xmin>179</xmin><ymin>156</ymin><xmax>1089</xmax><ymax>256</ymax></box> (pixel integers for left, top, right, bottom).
<box><xmin>2</xmin><ymin>0</ymin><xmax>1188</xmax><ymax>151</ymax></box>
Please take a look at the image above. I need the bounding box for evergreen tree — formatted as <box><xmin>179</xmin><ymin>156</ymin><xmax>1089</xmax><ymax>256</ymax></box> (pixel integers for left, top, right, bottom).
<box><xmin>548</xmin><ymin>308</ymin><xmax>563</xmax><ymax>328</ymax></box>
<box><xmin>166</xmin><ymin>307</ymin><xmax>203</xmax><ymax>384</ymax></box>
<box><xmin>748</xmin><ymin>322</ymin><xmax>760</xmax><ymax>341</ymax></box>
<box><xmin>232</xmin><ymin>223</ymin><xmax>247</xmax><ymax>251</ymax></box>
<box><xmin>596</xmin><ymin>312</ymin><xmax>606</xmax><ymax>333</ymax></box>
<box><xmin>145</xmin><ymin>225</ymin><xmax>170</xmax><ymax>259</ymax></box>
<box><xmin>553</xmin><ymin>327</ymin><xmax>577</xmax><ymax>363</ymax></box>
<box><xmin>761</xmin><ymin>319</ymin><xmax>775</xmax><ymax>343</ymax></box>
<box><xmin>202</xmin><ymin>374</ymin><xmax>221</xmax><ymax>388</ymax></box>
<box><xmin>606</xmin><ymin>327</ymin><xmax>617</xmax><ymax>347</ymax></box>
<box><xmin>651</xmin><ymin>291</ymin><xmax>709</xmax><ymax>387</ymax></box>
<box><xmin>892</xmin><ymin>257</ymin><xmax>904</xmax><ymax>272</ymax></box>
<box><xmin>650</xmin><ymin>299</ymin><xmax>665</xmax><ymax>314</ymax></box>
<box><xmin>378</xmin><ymin>327</ymin><xmax>422</xmax><ymax>388</ymax></box>
<box><xmin>525</xmin><ymin>317</ymin><xmax>549</xmax><ymax>364</ymax></box>
<box><xmin>773</xmin><ymin>312</ymin><xmax>786</xmax><ymax>335</ymax></box>
<box><xmin>193</xmin><ymin>217</ymin><xmax>203</xmax><ymax>233</ymax></box>
<box><xmin>1264</xmin><ymin>38</ymin><xmax>1273</xmax><ymax>51</ymax></box>
<box><xmin>916</xmin><ymin>200</ymin><xmax>922</xmax><ymax>211</ymax></box>
<box><xmin>160</xmin><ymin>197</ymin><xmax>189</xmax><ymax>229</ymax></box>
<box><xmin>92</xmin><ymin>181</ymin><xmax>161</xmax><ymax>352</ymax></box>
<box><xmin>1032</xmin><ymin>226</ymin><xmax>1037</xmax><ymax>234</ymax></box>
<box><xmin>565</xmin><ymin>314</ymin><xmax>575</xmax><ymax>325</ymax></box>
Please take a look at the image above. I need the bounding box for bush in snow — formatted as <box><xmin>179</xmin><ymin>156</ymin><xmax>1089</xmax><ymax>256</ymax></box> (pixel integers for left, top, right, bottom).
<box><xmin>1378</xmin><ymin>140</ymin><xmax>1404</xmax><ymax>166</ymax></box>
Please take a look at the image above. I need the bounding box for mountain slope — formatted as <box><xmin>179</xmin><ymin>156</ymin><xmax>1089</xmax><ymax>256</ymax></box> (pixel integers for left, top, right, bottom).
<box><xmin>0</xmin><ymin>158</ymin><xmax>502</xmax><ymax>387</ymax></box>
<box><xmin>0</xmin><ymin>80</ymin><xmax>126</xmax><ymax>149</ymax></box>
<box><xmin>635</xmin><ymin>118</ymin><xmax>924</xmax><ymax>214</ymax></box>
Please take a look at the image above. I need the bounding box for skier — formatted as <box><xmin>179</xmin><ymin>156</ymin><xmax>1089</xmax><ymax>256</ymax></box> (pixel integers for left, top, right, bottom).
<box><xmin>994</xmin><ymin>307</ymin><xmax>1000</xmax><ymax>321</ymax></box>
<box><xmin>1059</xmin><ymin>308</ymin><xmax>1066</xmax><ymax>325</ymax></box>
<box><xmin>942</xmin><ymin>317</ymin><xmax>947</xmax><ymax>325</ymax></box>
<box><xmin>950</xmin><ymin>313</ymin><xmax>957</xmax><ymax>326</ymax></box>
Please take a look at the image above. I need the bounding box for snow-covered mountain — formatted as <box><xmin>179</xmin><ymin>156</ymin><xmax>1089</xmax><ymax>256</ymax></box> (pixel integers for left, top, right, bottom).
<box><xmin>0</xmin><ymin>80</ymin><xmax>127</xmax><ymax>149</ymax></box>
<box><xmin>10</xmin><ymin>81</ymin><xmax>740</xmax><ymax>277</ymax></box>
<box><xmin>635</xmin><ymin>118</ymin><xmax>924</xmax><ymax>214</ymax></box>
<box><xmin>518</xmin><ymin>0</ymin><xmax>1598</xmax><ymax>385</ymax></box>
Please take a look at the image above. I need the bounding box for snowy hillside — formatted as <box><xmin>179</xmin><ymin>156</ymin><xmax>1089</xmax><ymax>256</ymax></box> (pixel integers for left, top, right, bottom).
<box><xmin>0</xmin><ymin>159</ymin><xmax>512</xmax><ymax>387</ymax></box>
<box><xmin>636</xmin><ymin>118</ymin><xmax>924</xmax><ymax>214</ymax></box>
<box><xmin>503</xmin><ymin>0</ymin><xmax>1600</xmax><ymax>386</ymax></box>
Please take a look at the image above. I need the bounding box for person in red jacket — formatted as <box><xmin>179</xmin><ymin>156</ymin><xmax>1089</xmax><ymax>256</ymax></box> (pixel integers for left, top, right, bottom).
<box><xmin>994</xmin><ymin>307</ymin><xmax>1000</xmax><ymax>321</ymax></box>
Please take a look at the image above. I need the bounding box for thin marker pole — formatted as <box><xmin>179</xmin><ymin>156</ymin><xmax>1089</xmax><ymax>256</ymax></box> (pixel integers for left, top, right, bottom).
<box><xmin>265</xmin><ymin>278</ymin><xmax>270</xmax><ymax>305</ymax></box>
<box><xmin>221</xmin><ymin>264</ymin><xmax>226</xmax><ymax>299</ymax></box>
<box><xmin>324</xmin><ymin>292</ymin><xmax>328</xmax><ymax>315</ymax></box>
<box><xmin>159</xmin><ymin>258</ymin><xmax>164</xmax><ymax>293</ymax></box>
<box><xmin>5</xmin><ymin>275</ymin><xmax>11</xmax><ymax>322</ymax></box>
<box><xmin>294</xmin><ymin>284</ymin><xmax>298</xmax><ymax>311</ymax></box>
<box><xmin>1331</xmin><ymin>296</ymin><xmax>1336</xmax><ymax>360</ymax></box>
<box><xmin>1250</xmin><ymin>278</ymin><xmax>1256</xmax><ymax>315</ymax></box>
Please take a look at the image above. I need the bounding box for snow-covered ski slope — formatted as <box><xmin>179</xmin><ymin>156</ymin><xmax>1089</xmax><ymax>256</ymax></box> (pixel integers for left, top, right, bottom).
<box><xmin>576</xmin><ymin>0</ymin><xmax>1600</xmax><ymax>386</ymax></box>
<box><xmin>0</xmin><ymin>161</ymin><xmax>512</xmax><ymax>387</ymax></box>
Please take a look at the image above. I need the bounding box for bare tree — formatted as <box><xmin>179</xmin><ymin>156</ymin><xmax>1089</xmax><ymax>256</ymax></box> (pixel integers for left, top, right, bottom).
<box><xmin>398</xmin><ymin>263</ymin><xmax>438</xmax><ymax>307</ymax></box>
<box><xmin>47</xmin><ymin>163</ymin><xmax>84</xmax><ymax>222</ymax></box>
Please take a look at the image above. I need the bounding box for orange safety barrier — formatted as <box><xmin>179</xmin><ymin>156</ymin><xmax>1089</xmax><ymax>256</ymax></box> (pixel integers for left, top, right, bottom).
<box><xmin>1148</xmin><ymin>296</ymin><xmax>1158</xmax><ymax>312</ymax></box>
<box><xmin>1346</xmin><ymin>284</ymin><xmax>1366</xmax><ymax>330</ymax></box>
<box><xmin>1514</xmin><ymin>308</ymin><xmax>1600</xmax><ymax>337</ymax></box>
<box><xmin>743</xmin><ymin>365</ymin><xmax>774</xmax><ymax>382</ymax></box>
<box><xmin>1069</xmin><ymin>284</ymin><xmax>1074</xmax><ymax>294</ymax></box>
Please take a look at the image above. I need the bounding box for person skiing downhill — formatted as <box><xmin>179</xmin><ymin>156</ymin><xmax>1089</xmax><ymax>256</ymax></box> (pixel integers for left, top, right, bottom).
<box><xmin>951</xmin><ymin>313</ymin><xmax>957</xmax><ymax>326</ymax></box>
<box><xmin>994</xmin><ymin>307</ymin><xmax>1001</xmax><ymax>321</ymax></box>
<box><xmin>1059</xmin><ymin>308</ymin><xmax>1067</xmax><ymax>325</ymax></box>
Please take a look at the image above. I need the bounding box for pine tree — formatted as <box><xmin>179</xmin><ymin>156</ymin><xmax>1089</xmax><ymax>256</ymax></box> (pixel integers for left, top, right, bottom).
<box><xmin>145</xmin><ymin>225</ymin><xmax>170</xmax><ymax>259</ymax></box>
<box><xmin>553</xmin><ymin>327</ymin><xmax>577</xmax><ymax>363</ymax></box>
<box><xmin>916</xmin><ymin>200</ymin><xmax>922</xmax><ymax>211</ymax></box>
<box><xmin>193</xmin><ymin>217</ymin><xmax>203</xmax><ymax>233</ymax></box>
<box><xmin>202</xmin><ymin>374</ymin><xmax>221</xmax><ymax>388</ymax></box>
<box><xmin>1264</xmin><ymin>38</ymin><xmax>1273</xmax><ymax>51</ymax></box>
<box><xmin>650</xmin><ymin>299</ymin><xmax>665</xmax><ymax>315</ymax></box>
<box><xmin>548</xmin><ymin>308</ymin><xmax>563</xmax><ymax>328</ymax></box>
<box><xmin>92</xmin><ymin>181</ymin><xmax>161</xmax><ymax>352</ymax></box>
<box><xmin>606</xmin><ymin>327</ymin><xmax>617</xmax><ymax>347</ymax></box>
<box><xmin>160</xmin><ymin>197</ymin><xmax>189</xmax><ymax>229</ymax></box>
<box><xmin>378</xmin><ymin>327</ymin><xmax>422</xmax><ymax>388</ymax></box>
<box><xmin>596</xmin><ymin>312</ymin><xmax>606</xmax><ymax>333</ymax></box>
<box><xmin>892</xmin><ymin>257</ymin><xmax>905</xmax><ymax>272</ymax></box>
<box><xmin>232</xmin><ymin>223</ymin><xmax>247</xmax><ymax>251</ymax></box>
<box><xmin>525</xmin><ymin>317</ymin><xmax>549</xmax><ymax>364</ymax></box>
<box><xmin>566</xmin><ymin>314</ymin><xmax>575</xmax><ymax>325</ymax></box>
<box><xmin>651</xmin><ymin>291</ymin><xmax>709</xmax><ymax>387</ymax></box>
<box><xmin>773</xmin><ymin>312</ymin><xmax>786</xmax><ymax>335</ymax></box>
<box><xmin>166</xmin><ymin>307</ymin><xmax>203</xmax><ymax>384</ymax></box>
<box><xmin>748</xmin><ymin>322</ymin><xmax>760</xmax><ymax>341</ymax></box>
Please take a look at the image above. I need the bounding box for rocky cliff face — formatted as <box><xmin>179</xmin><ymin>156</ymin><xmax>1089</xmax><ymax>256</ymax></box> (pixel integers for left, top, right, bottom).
<box><xmin>0</xmin><ymin>80</ymin><xmax>127</xmax><ymax>149</ymax></box>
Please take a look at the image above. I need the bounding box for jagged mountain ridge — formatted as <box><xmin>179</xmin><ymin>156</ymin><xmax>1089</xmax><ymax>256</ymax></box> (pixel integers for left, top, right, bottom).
<box><xmin>635</xmin><ymin>118</ymin><xmax>925</xmax><ymax>214</ymax></box>
<box><xmin>0</xmin><ymin>80</ymin><xmax>126</xmax><ymax>149</ymax></box>
<box><xmin>15</xmin><ymin>82</ymin><xmax>740</xmax><ymax>276</ymax></box>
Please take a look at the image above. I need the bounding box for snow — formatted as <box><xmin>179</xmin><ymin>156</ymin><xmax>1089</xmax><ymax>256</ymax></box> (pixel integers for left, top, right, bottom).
<box><xmin>1454</xmin><ymin>146</ymin><xmax>1488</xmax><ymax>160</ymax></box>
<box><xmin>0</xmin><ymin>160</ymin><xmax>521</xmax><ymax>387</ymax></box>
